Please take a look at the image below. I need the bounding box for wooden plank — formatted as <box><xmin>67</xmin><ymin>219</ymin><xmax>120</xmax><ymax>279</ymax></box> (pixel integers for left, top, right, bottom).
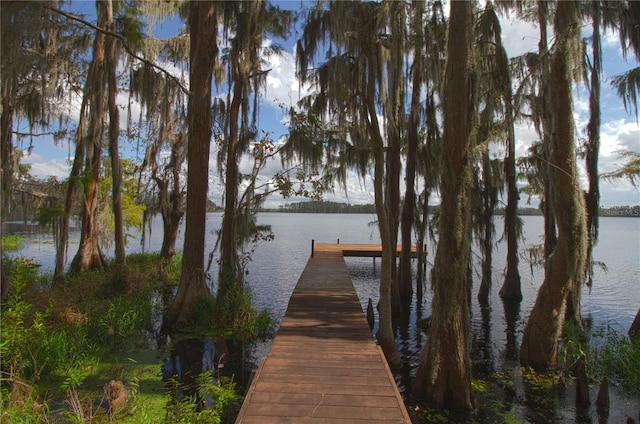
<box><xmin>245</xmin><ymin>392</ymin><xmax>401</xmax><ymax>407</ymax></box>
<box><xmin>235</xmin><ymin>247</ymin><xmax>411</xmax><ymax>424</ymax></box>
<box><xmin>249</xmin><ymin>381</ymin><xmax>399</xmax><ymax>397</ymax></box>
<box><xmin>312</xmin><ymin>242</ymin><xmax>425</xmax><ymax>258</ymax></box>
<box><xmin>239</xmin><ymin>417</ymin><xmax>406</xmax><ymax>424</ymax></box>
<box><xmin>261</xmin><ymin>364</ymin><xmax>390</xmax><ymax>378</ymax></box>
<box><xmin>241</xmin><ymin>403</ymin><xmax>407</xmax><ymax>420</ymax></box>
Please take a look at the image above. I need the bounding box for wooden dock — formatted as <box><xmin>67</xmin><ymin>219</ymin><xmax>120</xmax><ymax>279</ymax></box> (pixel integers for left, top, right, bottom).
<box><xmin>235</xmin><ymin>243</ymin><xmax>411</xmax><ymax>423</ymax></box>
<box><xmin>311</xmin><ymin>241</ymin><xmax>423</xmax><ymax>258</ymax></box>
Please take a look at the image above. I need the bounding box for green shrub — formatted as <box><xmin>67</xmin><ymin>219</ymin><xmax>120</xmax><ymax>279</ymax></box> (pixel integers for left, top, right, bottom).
<box><xmin>1</xmin><ymin>235</ymin><xmax>26</xmax><ymax>252</ymax></box>
<box><xmin>0</xmin><ymin>258</ymin><xmax>48</xmax><ymax>383</ymax></box>
<box><xmin>87</xmin><ymin>294</ymin><xmax>152</xmax><ymax>350</ymax></box>
<box><xmin>164</xmin><ymin>373</ymin><xmax>240</xmax><ymax>424</ymax></box>
<box><xmin>561</xmin><ymin>320</ymin><xmax>640</xmax><ymax>394</ymax></box>
<box><xmin>589</xmin><ymin>322</ymin><xmax>640</xmax><ymax>393</ymax></box>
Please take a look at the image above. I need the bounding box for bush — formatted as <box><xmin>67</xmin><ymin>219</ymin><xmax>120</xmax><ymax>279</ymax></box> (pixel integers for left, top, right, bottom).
<box><xmin>87</xmin><ymin>294</ymin><xmax>152</xmax><ymax>350</ymax></box>
<box><xmin>0</xmin><ymin>257</ymin><xmax>48</xmax><ymax>384</ymax></box>
<box><xmin>589</xmin><ymin>322</ymin><xmax>640</xmax><ymax>393</ymax></box>
<box><xmin>164</xmin><ymin>373</ymin><xmax>240</xmax><ymax>424</ymax></box>
<box><xmin>561</xmin><ymin>320</ymin><xmax>640</xmax><ymax>394</ymax></box>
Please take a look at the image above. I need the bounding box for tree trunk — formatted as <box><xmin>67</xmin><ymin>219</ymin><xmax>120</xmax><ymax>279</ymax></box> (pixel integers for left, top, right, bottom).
<box><xmin>152</xmin><ymin>131</ymin><xmax>185</xmax><ymax>260</ymax></box>
<box><xmin>386</xmin><ymin>1</ymin><xmax>404</xmax><ymax>315</ymax></box>
<box><xmin>387</xmin><ymin>143</ymin><xmax>402</xmax><ymax>316</ymax></box>
<box><xmin>216</xmin><ymin>58</ymin><xmax>243</xmax><ymax>326</ymax></box>
<box><xmin>629</xmin><ymin>307</ymin><xmax>640</xmax><ymax>338</ymax></box>
<box><xmin>399</xmin><ymin>10</ymin><xmax>422</xmax><ymax>305</ymax></box>
<box><xmin>55</xmin><ymin>94</ymin><xmax>87</xmax><ymax>282</ymax></box>
<box><xmin>1</xmin><ymin>101</ymin><xmax>13</xmax><ymax>300</ymax></box>
<box><xmin>477</xmin><ymin>144</ymin><xmax>495</xmax><ymax>306</ymax></box>
<box><xmin>569</xmin><ymin>0</ymin><xmax>603</xmax><ymax>325</ymax></box>
<box><xmin>105</xmin><ymin>0</ymin><xmax>125</xmax><ymax>268</ymax></box>
<box><xmin>537</xmin><ymin>2</ymin><xmax>557</xmax><ymax>263</ymax></box>
<box><xmin>499</xmin><ymin>64</ymin><xmax>522</xmax><ymax>301</ymax></box>
<box><xmin>415</xmin><ymin>189</ymin><xmax>429</xmax><ymax>304</ymax></box>
<box><xmin>367</xmin><ymin>73</ymin><xmax>401</xmax><ymax>370</ymax></box>
<box><xmin>70</xmin><ymin>0</ymin><xmax>109</xmax><ymax>274</ymax></box>
<box><xmin>412</xmin><ymin>0</ymin><xmax>475</xmax><ymax>412</ymax></box>
<box><xmin>166</xmin><ymin>0</ymin><xmax>217</xmax><ymax>328</ymax></box>
<box><xmin>158</xmin><ymin>140</ymin><xmax>185</xmax><ymax>260</ymax></box>
<box><xmin>520</xmin><ymin>1</ymin><xmax>588</xmax><ymax>369</ymax></box>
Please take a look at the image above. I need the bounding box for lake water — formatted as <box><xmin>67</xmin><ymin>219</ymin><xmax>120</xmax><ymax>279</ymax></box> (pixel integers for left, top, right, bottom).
<box><xmin>5</xmin><ymin>213</ymin><xmax>640</xmax><ymax>421</ymax></box>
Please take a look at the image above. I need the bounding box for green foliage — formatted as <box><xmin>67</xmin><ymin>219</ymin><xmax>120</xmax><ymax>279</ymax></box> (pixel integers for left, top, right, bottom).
<box><xmin>60</xmin><ymin>356</ymin><xmax>98</xmax><ymax>392</ymax></box>
<box><xmin>0</xmin><ymin>391</ymin><xmax>49</xmax><ymax>424</ymax></box>
<box><xmin>0</xmin><ymin>258</ymin><xmax>48</xmax><ymax>383</ymax></box>
<box><xmin>34</xmin><ymin>205</ymin><xmax>67</xmax><ymax>227</ymax></box>
<box><xmin>277</xmin><ymin>200</ymin><xmax>377</xmax><ymax>214</ymax></box>
<box><xmin>520</xmin><ymin>367</ymin><xmax>561</xmax><ymax>390</ymax></box>
<box><xmin>165</xmin><ymin>373</ymin><xmax>239</xmax><ymax>424</ymax></box>
<box><xmin>43</xmin><ymin>324</ymin><xmax>102</xmax><ymax>377</ymax></box>
<box><xmin>87</xmin><ymin>294</ymin><xmax>152</xmax><ymax>350</ymax></box>
<box><xmin>123</xmin><ymin>252</ymin><xmax>182</xmax><ymax>286</ymax></box>
<box><xmin>588</xmin><ymin>322</ymin><xmax>640</xmax><ymax>393</ymax></box>
<box><xmin>599</xmin><ymin>204</ymin><xmax>640</xmax><ymax>217</ymax></box>
<box><xmin>413</xmin><ymin>405</ymin><xmax>451</xmax><ymax>423</ymax></box>
<box><xmin>0</xmin><ymin>252</ymin><xmax>252</xmax><ymax>422</ymax></box>
<box><xmin>181</xmin><ymin>296</ymin><xmax>218</xmax><ymax>340</ymax></box>
<box><xmin>116</xmin><ymin>3</ymin><xmax>146</xmax><ymax>51</ymax></box>
<box><xmin>196</xmin><ymin>374</ymin><xmax>240</xmax><ymax>422</ymax></box>
<box><xmin>471</xmin><ymin>378</ymin><xmax>489</xmax><ymax>393</ymax></box>
<box><xmin>213</xmin><ymin>279</ymin><xmax>274</xmax><ymax>343</ymax></box>
<box><xmin>1</xmin><ymin>257</ymin><xmax>100</xmax><ymax>421</ymax></box>
<box><xmin>2</xmin><ymin>235</ymin><xmax>26</xmax><ymax>252</ymax></box>
<box><xmin>560</xmin><ymin>320</ymin><xmax>640</xmax><ymax>394</ymax></box>
<box><xmin>497</xmin><ymin>410</ymin><xmax>522</xmax><ymax>424</ymax></box>
<box><xmin>99</xmin><ymin>158</ymin><xmax>147</xmax><ymax>248</ymax></box>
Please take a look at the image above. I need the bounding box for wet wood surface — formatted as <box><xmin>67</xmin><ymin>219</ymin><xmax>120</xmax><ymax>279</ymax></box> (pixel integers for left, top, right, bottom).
<box><xmin>235</xmin><ymin>244</ymin><xmax>411</xmax><ymax>423</ymax></box>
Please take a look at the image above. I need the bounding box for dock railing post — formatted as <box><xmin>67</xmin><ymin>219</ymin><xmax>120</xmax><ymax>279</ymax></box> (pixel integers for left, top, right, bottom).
<box><xmin>311</xmin><ymin>239</ymin><xmax>315</xmax><ymax>257</ymax></box>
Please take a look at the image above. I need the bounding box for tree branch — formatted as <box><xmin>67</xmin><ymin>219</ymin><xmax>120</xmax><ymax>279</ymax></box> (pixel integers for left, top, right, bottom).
<box><xmin>49</xmin><ymin>6</ymin><xmax>190</xmax><ymax>96</ymax></box>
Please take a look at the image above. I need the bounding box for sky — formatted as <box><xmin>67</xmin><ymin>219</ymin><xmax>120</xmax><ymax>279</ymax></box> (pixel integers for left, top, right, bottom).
<box><xmin>18</xmin><ymin>1</ymin><xmax>640</xmax><ymax>209</ymax></box>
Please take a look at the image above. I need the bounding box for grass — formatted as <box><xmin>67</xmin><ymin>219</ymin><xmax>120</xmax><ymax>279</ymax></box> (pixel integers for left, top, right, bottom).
<box><xmin>0</xmin><ymin>251</ymin><xmax>251</xmax><ymax>423</ymax></box>
<box><xmin>587</xmin><ymin>322</ymin><xmax>640</xmax><ymax>392</ymax></box>
<box><xmin>2</xmin><ymin>235</ymin><xmax>26</xmax><ymax>251</ymax></box>
<box><xmin>561</xmin><ymin>319</ymin><xmax>640</xmax><ymax>394</ymax></box>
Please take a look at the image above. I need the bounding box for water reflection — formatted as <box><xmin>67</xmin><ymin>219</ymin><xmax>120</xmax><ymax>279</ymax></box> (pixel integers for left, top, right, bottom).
<box><xmin>473</xmin><ymin>303</ymin><xmax>494</xmax><ymax>377</ymax></box>
<box><xmin>162</xmin><ymin>338</ymin><xmax>227</xmax><ymax>408</ymax></box>
<box><xmin>502</xmin><ymin>299</ymin><xmax>521</xmax><ymax>362</ymax></box>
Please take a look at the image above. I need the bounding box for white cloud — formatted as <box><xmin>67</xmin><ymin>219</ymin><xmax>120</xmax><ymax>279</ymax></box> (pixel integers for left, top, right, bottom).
<box><xmin>261</xmin><ymin>42</ymin><xmax>312</xmax><ymax>112</ymax></box>
<box><xmin>23</xmin><ymin>152</ymin><xmax>71</xmax><ymax>180</ymax></box>
<box><xmin>500</xmin><ymin>17</ymin><xmax>540</xmax><ymax>58</ymax></box>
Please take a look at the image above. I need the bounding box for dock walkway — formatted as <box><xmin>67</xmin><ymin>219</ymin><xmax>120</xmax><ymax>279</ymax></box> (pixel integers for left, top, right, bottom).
<box><xmin>235</xmin><ymin>243</ymin><xmax>411</xmax><ymax>423</ymax></box>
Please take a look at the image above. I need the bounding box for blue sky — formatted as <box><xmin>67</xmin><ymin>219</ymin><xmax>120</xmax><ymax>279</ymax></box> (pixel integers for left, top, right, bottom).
<box><xmin>19</xmin><ymin>1</ymin><xmax>640</xmax><ymax>208</ymax></box>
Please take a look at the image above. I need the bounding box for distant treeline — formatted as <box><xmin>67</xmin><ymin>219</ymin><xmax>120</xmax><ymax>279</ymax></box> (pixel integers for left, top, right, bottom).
<box><xmin>275</xmin><ymin>201</ymin><xmax>377</xmax><ymax>214</ymax></box>
<box><xmin>266</xmin><ymin>201</ymin><xmax>640</xmax><ymax>217</ymax></box>
<box><xmin>598</xmin><ymin>205</ymin><xmax>640</xmax><ymax>217</ymax></box>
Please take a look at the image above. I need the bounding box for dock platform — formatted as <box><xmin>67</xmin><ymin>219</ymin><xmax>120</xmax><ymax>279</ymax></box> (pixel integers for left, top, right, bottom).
<box><xmin>235</xmin><ymin>243</ymin><xmax>411</xmax><ymax>423</ymax></box>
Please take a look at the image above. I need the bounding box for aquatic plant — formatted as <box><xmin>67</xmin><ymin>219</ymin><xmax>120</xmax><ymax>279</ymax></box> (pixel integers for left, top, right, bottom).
<box><xmin>1</xmin><ymin>235</ymin><xmax>26</xmax><ymax>252</ymax></box>
<box><xmin>589</xmin><ymin>322</ymin><xmax>640</xmax><ymax>393</ymax></box>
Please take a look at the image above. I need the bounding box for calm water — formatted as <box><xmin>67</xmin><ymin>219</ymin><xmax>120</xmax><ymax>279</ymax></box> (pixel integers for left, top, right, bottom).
<box><xmin>5</xmin><ymin>213</ymin><xmax>640</xmax><ymax>421</ymax></box>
